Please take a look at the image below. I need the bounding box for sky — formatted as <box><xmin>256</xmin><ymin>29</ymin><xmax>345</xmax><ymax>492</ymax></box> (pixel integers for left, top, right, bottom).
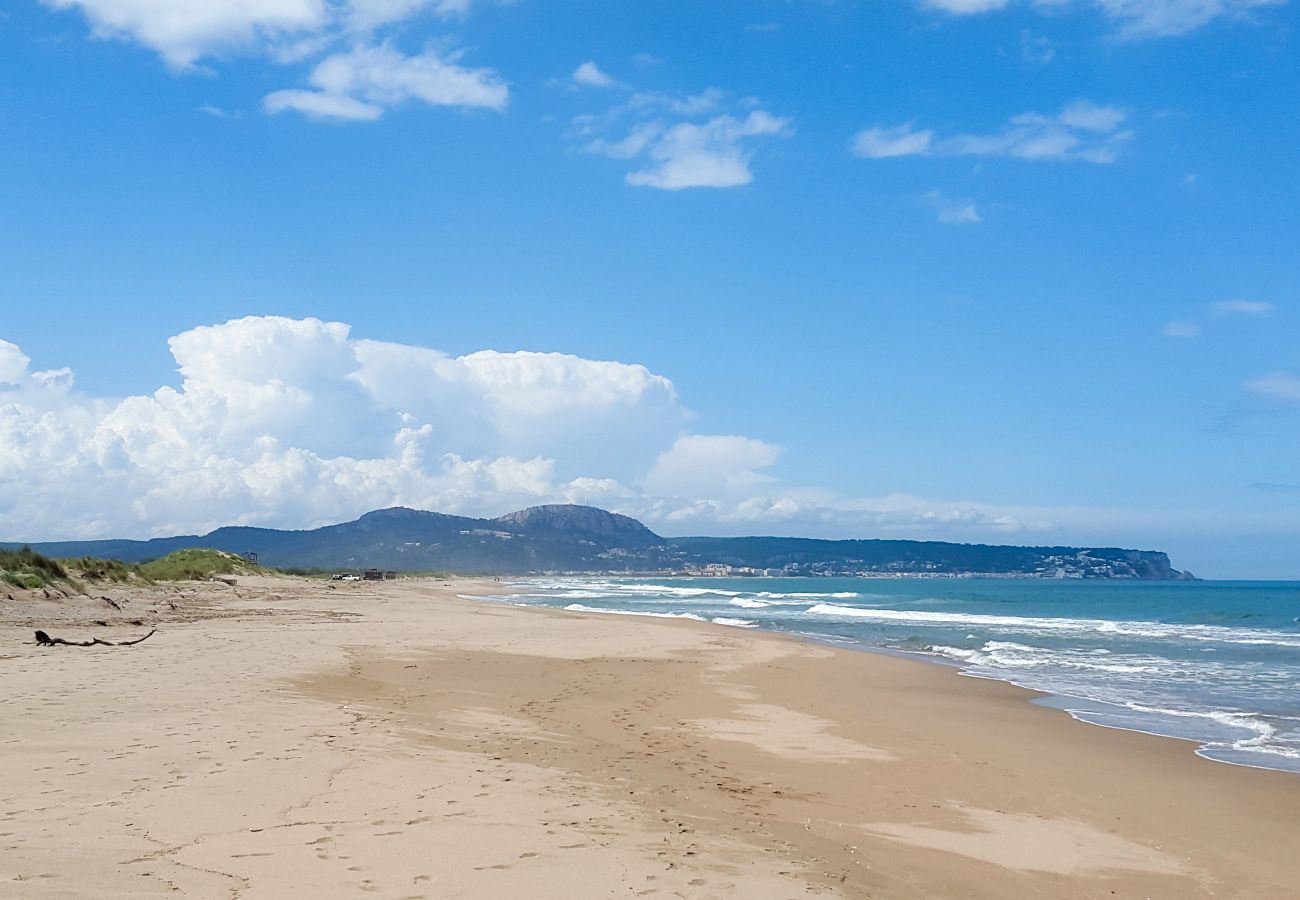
<box><xmin>1</xmin><ymin>0</ymin><xmax>1297</xmax><ymax>578</ymax></box>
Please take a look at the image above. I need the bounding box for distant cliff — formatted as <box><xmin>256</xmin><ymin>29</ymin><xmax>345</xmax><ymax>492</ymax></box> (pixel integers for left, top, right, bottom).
<box><xmin>6</xmin><ymin>504</ymin><xmax>1193</xmax><ymax>579</ymax></box>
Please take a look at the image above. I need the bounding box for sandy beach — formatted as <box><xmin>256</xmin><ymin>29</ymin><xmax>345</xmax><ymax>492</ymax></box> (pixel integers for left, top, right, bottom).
<box><xmin>3</xmin><ymin>575</ymin><xmax>1299</xmax><ymax>899</ymax></box>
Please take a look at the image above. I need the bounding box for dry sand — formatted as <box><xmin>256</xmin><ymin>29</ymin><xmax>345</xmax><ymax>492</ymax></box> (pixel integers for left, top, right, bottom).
<box><xmin>2</xmin><ymin>575</ymin><xmax>1299</xmax><ymax>899</ymax></box>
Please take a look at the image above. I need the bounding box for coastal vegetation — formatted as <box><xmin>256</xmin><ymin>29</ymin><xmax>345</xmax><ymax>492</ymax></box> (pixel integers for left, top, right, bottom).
<box><xmin>0</xmin><ymin>546</ymin><xmax>67</xmax><ymax>589</ymax></box>
<box><xmin>62</xmin><ymin>556</ymin><xmax>149</xmax><ymax>583</ymax></box>
<box><xmin>1</xmin><ymin>547</ymin><xmax>154</xmax><ymax>591</ymax></box>
<box><xmin>139</xmin><ymin>548</ymin><xmax>263</xmax><ymax>581</ymax></box>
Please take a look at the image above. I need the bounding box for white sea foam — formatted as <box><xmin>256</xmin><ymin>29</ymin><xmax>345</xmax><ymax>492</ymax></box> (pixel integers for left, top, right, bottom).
<box><xmin>927</xmin><ymin>641</ymin><xmax>1270</xmax><ymax>682</ymax></box>
<box><xmin>926</xmin><ymin>641</ymin><xmax>1300</xmax><ymax>770</ymax></box>
<box><xmin>729</xmin><ymin>597</ymin><xmax>771</xmax><ymax>609</ymax></box>
<box><xmin>603</xmin><ymin>583</ymin><xmax>741</xmax><ymax>598</ymax></box>
<box><xmin>753</xmin><ymin>590</ymin><xmax>862</xmax><ymax>601</ymax></box>
<box><xmin>806</xmin><ymin>604</ymin><xmax>1300</xmax><ymax>648</ymax></box>
<box><xmin>562</xmin><ymin>604</ymin><xmax>705</xmax><ymax>621</ymax></box>
<box><xmin>711</xmin><ymin>617</ymin><xmax>758</xmax><ymax>628</ymax></box>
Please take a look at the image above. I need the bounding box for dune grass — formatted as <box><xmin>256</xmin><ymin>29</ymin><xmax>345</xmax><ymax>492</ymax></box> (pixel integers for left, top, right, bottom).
<box><xmin>0</xmin><ymin>547</ymin><xmax>68</xmax><ymax>589</ymax></box>
<box><xmin>61</xmin><ymin>556</ymin><xmax>151</xmax><ymax>583</ymax></box>
<box><xmin>140</xmin><ymin>548</ymin><xmax>264</xmax><ymax>581</ymax></box>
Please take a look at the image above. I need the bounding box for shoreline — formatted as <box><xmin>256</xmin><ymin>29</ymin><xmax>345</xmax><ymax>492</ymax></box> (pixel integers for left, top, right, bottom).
<box><xmin>3</xmin><ymin>575</ymin><xmax>1299</xmax><ymax>898</ymax></box>
<box><xmin>493</xmin><ymin>575</ymin><xmax>1300</xmax><ymax>777</ymax></box>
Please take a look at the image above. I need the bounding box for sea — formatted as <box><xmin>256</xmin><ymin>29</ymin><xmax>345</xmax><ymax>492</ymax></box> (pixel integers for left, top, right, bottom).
<box><xmin>486</xmin><ymin>576</ymin><xmax>1300</xmax><ymax>774</ymax></box>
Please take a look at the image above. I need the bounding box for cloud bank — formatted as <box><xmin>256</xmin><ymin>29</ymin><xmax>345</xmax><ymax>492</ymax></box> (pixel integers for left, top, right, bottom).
<box><xmin>3</xmin><ymin>317</ymin><xmax>1070</xmax><ymax>542</ymax></box>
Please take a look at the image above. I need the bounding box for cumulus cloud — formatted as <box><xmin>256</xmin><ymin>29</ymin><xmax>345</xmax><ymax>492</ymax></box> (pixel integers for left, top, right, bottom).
<box><xmin>919</xmin><ymin>0</ymin><xmax>1284</xmax><ymax>38</ymax></box>
<box><xmin>621</xmin><ymin>111</ymin><xmax>793</xmax><ymax>190</ymax></box>
<box><xmin>0</xmin><ymin>317</ymin><xmax>697</xmax><ymax>538</ymax></box>
<box><xmin>43</xmin><ymin>0</ymin><xmax>329</xmax><ymax>68</ymax></box>
<box><xmin>573</xmin><ymin>60</ymin><xmax>617</xmax><ymax>88</ymax></box>
<box><xmin>13</xmin><ymin>316</ymin><xmax>1274</xmax><ymax>564</ymax></box>
<box><xmin>853</xmin><ymin>100</ymin><xmax>1132</xmax><ymax>164</ymax></box>
<box><xmin>641</xmin><ymin>435</ymin><xmax>784</xmax><ymax>498</ymax></box>
<box><xmin>43</xmin><ymin>1</ymin><xmax>489</xmax><ymax>67</ymax></box>
<box><xmin>1</xmin><ymin>316</ymin><xmax>1138</xmax><ymax>546</ymax></box>
<box><xmin>264</xmin><ymin>43</ymin><xmax>507</xmax><ymax>120</ymax></box>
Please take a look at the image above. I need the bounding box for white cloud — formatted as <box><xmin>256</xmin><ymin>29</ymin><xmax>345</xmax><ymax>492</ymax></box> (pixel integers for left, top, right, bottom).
<box><xmin>0</xmin><ymin>339</ymin><xmax>32</xmax><ymax>385</ymax></box>
<box><xmin>43</xmin><ymin>0</ymin><xmax>488</xmax><ymax>68</ymax></box>
<box><xmin>345</xmin><ymin>0</ymin><xmax>473</xmax><ymax>32</ymax></box>
<box><xmin>574</xmin><ymin>85</ymin><xmax>791</xmax><ymax>188</ymax></box>
<box><xmin>1213</xmin><ymin>299</ymin><xmax>1275</xmax><ymax>316</ymax></box>
<box><xmin>852</xmin><ymin>100</ymin><xmax>1132</xmax><ymax>164</ymax></box>
<box><xmin>3</xmin><ymin>318</ymin><xmax>1268</xmax><ymax>556</ymax></box>
<box><xmin>620</xmin><ymin>111</ymin><xmax>792</xmax><ymax>190</ymax></box>
<box><xmin>920</xmin><ymin>0</ymin><xmax>1285</xmax><ymax>38</ymax></box>
<box><xmin>44</xmin><ymin>0</ymin><xmax>507</xmax><ymax>126</ymax></box>
<box><xmin>923</xmin><ymin>0</ymin><xmax>1011</xmax><ymax>12</ymax></box>
<box><xmin>573</xmin><ymin>60</ymin><xmax>616</xmax><ymax>88</ymax></box>
<box><xmin>1057</xmin><ymin>98</ymin><xmax>1127</xmax><ymax>132</ymax></box>
<box><xmin>1161</xmin><ymin>320</ymin><xmax>1202</xmax><ymax>338</ymax></box>
<box><xmin>641</xmin><ymin>435</ymin><xmax>784</xmax><ymax>498</ymax></box>
<box><xmin>923</xmin><ymin>190</ymin><xmax>981</xmax><ymax>224</ymax></box>
<box><xmin>583</xmin><ymin>122</ymin><xmax>664</xmax><ymax>160</ymax></box>
<box><xmin>1245</xmin><ymin>371</ymin><xmax>1300</xmax><ymax>404</ymax></box>
<box><xmin>851</xmin><ymin>124</ymin><xmax>933</xmax><ymax>159</ymax></box>
<box><xmin>43</xmin><ymin>0</ymin><xmax>329</xmax><ymax>68</ymax></box>
<box><xmin>263</xmin><ymin>43</ymin><xmax>508</xmax><ymax>120</ymax></box>
<box><xmin>264</xmin><ymin>88</ymin><xmax>383</xmax><ymax>120</ymax></box>
<box><xmin>0</xmin><ymin>317</ymin><xmax>694</xmax><ymax>538</ymax></box>
<box><xmin>0</xmin><ymin>320</ymin><xmax>1043</xmax><ymax>543</ymax></box>
<box><xmin>1098</xmin><ymin>0</ymin><xmax>1285</xmax><ymax>38</ymax></box>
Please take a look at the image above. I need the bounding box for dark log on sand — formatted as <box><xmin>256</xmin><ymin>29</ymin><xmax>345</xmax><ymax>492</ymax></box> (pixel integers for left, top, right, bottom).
<box><xmin>35</xmin><ymin>629</ymin><xmax>156</xmax><ymax>647</ymax></box>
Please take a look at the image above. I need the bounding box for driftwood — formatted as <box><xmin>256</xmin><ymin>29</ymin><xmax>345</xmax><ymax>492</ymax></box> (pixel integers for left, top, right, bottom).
<box><xmin>35</xmin><ymin>629</ymin><xmax>156</xmax><ymax>648</ymax></box>
<box><xmin>100</xmin><ymin>596</ymin><xmax>122</xmax><ymax>610</ymax></box>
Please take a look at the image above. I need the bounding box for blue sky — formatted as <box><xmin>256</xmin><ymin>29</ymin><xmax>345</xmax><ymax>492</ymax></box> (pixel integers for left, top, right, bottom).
<box><xmin>1</xmin><ymin>0</ymin><xmax>1297</xmax><ymax>577</ymax></box>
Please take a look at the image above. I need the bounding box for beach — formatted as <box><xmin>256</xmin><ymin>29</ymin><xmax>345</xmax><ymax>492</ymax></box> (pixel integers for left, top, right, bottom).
<box><xmin>3</xmin><ymin>576</ymin><xmax>1299</xmax><ymax>899</ymax></box>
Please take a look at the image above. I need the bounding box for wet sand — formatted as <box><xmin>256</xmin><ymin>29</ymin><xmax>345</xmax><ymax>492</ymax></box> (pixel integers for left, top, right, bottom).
<box><xmin>2</xmin><ymin>575</ymin><xmax>1298</xmax><ymax>898</ymax></box>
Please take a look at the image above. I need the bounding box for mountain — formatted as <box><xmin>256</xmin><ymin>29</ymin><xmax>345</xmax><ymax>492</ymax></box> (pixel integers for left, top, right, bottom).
<box><xmin>5</xmin><ymin>504</ymin><xmax>1193</xmax><ymax>579</ymax></box>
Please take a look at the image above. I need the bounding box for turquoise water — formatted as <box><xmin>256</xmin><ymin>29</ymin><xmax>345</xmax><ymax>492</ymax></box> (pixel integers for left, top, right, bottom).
<box><xmin>492</xmin><ymin>577</ymin><xmax>1300</xmax><ymax>774</ymax></box>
